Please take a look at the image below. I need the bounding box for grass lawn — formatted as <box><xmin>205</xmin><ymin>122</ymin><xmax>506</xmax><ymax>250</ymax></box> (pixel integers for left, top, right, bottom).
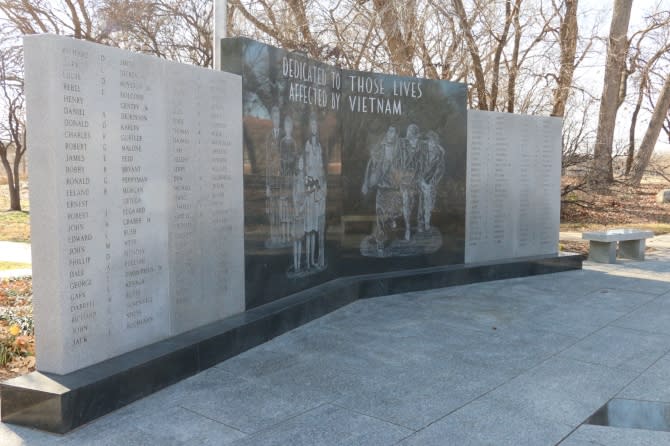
<box><xmin>0</xmin><ymin>261</ymin><xmax>31</xmax><ymax>270</ymax></box>
<box><xmin>0</xmin><ymin>211</ymin><xmax>30</xmax><ymax>242</ymax></box>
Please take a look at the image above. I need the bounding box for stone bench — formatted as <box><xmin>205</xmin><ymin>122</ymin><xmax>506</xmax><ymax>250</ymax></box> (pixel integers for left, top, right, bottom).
<box><xmin>582</xmin><ymin>229</ymin><xmax>654</xmax><ymax>263</ymax></box>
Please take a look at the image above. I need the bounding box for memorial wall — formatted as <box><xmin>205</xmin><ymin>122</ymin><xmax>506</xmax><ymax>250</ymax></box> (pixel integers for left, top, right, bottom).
<box><xmin>24</xmin><ymin>35</ymin><xmax>245</xmax><ymax>374</ymax></box>
<box><xmin>22</xmin><ymin>36</ymin><xmax>563</xmax><ymax>375</ymax></box>
<box><xmin>4</xmin><ymin>35</ymin><xmax>573</xmax><ymax>434</ymax></box>
<box><xmin>221</xmin><ymin>38</ymin><xmax>468</xmax><ymax>309</ymax></box>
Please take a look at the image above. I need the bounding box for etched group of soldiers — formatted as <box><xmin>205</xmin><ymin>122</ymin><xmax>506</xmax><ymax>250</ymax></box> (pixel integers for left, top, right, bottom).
<box><xmin>265</xmin><ymin>106</ymin><xmax>326</xmax><ymax>274</ymax></box>
<box><xmin>362</xmin><ymin>124</ymin><xmax>446</xmax><ymax>250</ymax></box>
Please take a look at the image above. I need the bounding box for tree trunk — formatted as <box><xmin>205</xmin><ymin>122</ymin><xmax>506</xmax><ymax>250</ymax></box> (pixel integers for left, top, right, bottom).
<box><xmin>625</xmin><ymin>85</ymin><xmax>643</xmax><ymax>175</ymax></box>
<box><xmin>490</xmin><ymin>0</ymin><xmax>515</xmax><ymax>111</ymax></box>
<box><xmin>0</xmin><ymin>153</ymin><xmax>21</xmax><ymax>211</ymax></box>
<box><xmin>551</xmin><ymin>0</ymin><xmax>578</xmax><ymax>118</ymax></box>
<box><xmin>451</xmin><ymin>0</ymin><xmax>488</xmax><ymax>110</ymax></box>
<box><xmin>506</xmin><ymin>0</ymin><xmax>522</xmax><ymax>113</ymax></box>
<box><xmin>372</xmin><ymin>0</ymin><xmax>416</xmax><ymax>76</ymax></box>
<box><xmin>592</xmin><ymin>0</ymin><xmax>633</xmax><ymax>185</ymax></box>
<box><xmin>630</xmin><ymin>72</ymin><xmax>670</xmax><ymax>185</ymax></box>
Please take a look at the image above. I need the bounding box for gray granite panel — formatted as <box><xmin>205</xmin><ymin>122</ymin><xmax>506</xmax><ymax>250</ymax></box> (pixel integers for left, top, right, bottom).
<box><xmin>24</xmin><ymin>35</ymin><xmax>244</xmax><ymax>374</ymax></box>
<box><xmin>465</xmin><ymin>110</ymin><xmax>561</xmax><ymax>263</ymax></box>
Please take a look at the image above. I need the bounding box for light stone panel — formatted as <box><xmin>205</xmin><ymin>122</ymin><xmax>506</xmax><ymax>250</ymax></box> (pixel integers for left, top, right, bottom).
<box><xmin>166</xmin><ymin>62</ymin><xmax>204</xmax><ymax>334</ymax></box>
<box><xmin>199</xmin><ymin>70</ymin><xmax>245</xmax><ymax>322</ymax></box>
<box><xmin>25</xmin><ymin>35</ymin><xmax>244</xmax><ymax>374</ymax></box>
<box><xmin>465</xmin><ymin>110</ymin><xmax>561</xmax><ymax>263</ymax></box>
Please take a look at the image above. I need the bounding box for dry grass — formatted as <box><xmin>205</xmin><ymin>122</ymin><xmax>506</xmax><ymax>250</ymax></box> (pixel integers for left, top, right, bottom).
<box><xmin>0</xmin><ymin>178</ymin><xmax>31</xmax><ymax>242</ymax></box>
<box><xmin>0</xmin><ymin>211</ymin><xmax>30</xmax><ymax>242</ymax></box>
<box><xmin>0</xmin><ymin>261</ymin><xmax>31</xmax><ymax>271</ymax></box>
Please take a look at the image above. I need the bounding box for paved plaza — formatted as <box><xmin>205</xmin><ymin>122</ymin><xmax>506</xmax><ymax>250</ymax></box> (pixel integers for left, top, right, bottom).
<box><xmin>4</xmin><ymin>237</ymin><xmax>670</xmax><ymax>444</ymax></box>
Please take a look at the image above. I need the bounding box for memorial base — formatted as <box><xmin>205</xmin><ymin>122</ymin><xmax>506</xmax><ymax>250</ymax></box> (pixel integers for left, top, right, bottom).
<box><xmin>1</xmin><ymin>252</ymin><xmax>582</xmax><ymax>433</ymax></box>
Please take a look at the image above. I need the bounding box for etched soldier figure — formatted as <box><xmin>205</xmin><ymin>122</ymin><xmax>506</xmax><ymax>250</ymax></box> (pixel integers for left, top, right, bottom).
<box><xmin>279</xmin><ymin>115</ymin><xmax>298</xmax><ymax>243</ymax></box>
<box><xmin>292</xmin><ymin>156</ymin><xmax>305</xmax><ymax>273</ymax></box>
<box><xmin>265</xmin><ymin>106</ymin><xmax>283</xmax><ymax>246</ymax></box>
<box><xmin>418</xmin><ymin>131</ymin><xmax>445</xmax><ymax>231</ymax></box>
<box><xmin>362</xmin><ymin>126</ymin><xmax>401</xmax><ymax>252</ymax></box>
<box><xmin>303</xmin><ymin>112</ymin><xmax>326</xmax><ymax>269</ymax></box>
<box><xmin>397</xmin><ymin>124</ymin><xmax>423</xmax><ymax>241</ymax></box>
<box><xmin>360</xmin><ymin>125</ymin><xmax>445</xmax><ymax>258</ymax></box>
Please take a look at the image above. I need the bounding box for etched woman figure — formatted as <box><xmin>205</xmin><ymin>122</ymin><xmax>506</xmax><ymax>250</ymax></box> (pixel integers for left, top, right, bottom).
<box><xmin>279</xmin><ymin>115</ymin><xmax>298</xmax><ymax>243</ymax></box>
<box><xmin>303</xmin><ymin>112</ymin><xmax>326</xmax><ymax>269</ymax></box>
<box><xmin>291</xmin><ymin>156</ymin><xmax>305</xmax><ymax>273</ymax></box>
<box><xmin>265</xmin><ymin>106</ymin><xmax>283</xmax><ymax>246</ymax></box>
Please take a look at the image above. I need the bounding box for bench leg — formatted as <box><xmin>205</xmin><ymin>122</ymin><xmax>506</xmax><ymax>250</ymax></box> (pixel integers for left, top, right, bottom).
<box><xmin>619</xmin><ymin>239</ymin><xmax>646</xmax><ymax>260</ymax></box>
<box><xmin>588</xmin><ymin>241</ymin><xmax>617</xmax><ymax>263</ymax></box>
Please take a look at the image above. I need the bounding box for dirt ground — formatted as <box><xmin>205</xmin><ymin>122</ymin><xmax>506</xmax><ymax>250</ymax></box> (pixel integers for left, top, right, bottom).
<box><xmin>559</xmin><ymin>177</ymin><xmax>670</xmax><ymax>255</ymax></box>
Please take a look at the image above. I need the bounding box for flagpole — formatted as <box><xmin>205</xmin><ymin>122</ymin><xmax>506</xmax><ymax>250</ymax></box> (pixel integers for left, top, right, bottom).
<box><xmin>213</xmin><ymin>0</ymin><xmax>227</xmax><ymax>70</ymax></box>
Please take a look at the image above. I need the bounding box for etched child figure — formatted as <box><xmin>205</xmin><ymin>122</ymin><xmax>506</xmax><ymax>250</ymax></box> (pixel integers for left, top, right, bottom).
<box><xmin>292</xmin><ymin>156</ymin><xmax>305</xmax><ymax>273</ymax></box>
<box><xmin>304</xmin><ymin>112</ymin><xmax>326</xmax><ymax>269</ymax></box>
<box><xmin>279</xmin><ymin>115</ymin><xmax>298</xmax><ymax>243</ymax></box>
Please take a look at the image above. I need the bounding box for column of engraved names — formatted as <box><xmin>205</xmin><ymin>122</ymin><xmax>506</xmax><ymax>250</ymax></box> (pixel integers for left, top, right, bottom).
<box><xmin>169</xmin><ymin>71</ymin><xmax>198</xmax><ymax>310</ymax></box>
<box><xmin>491</xmin><ymin>114</ymin><xmax>508</xmax><ymax>246</ymax></box>
<box><xmin>207</xmin><ymin>78</ymin><xmax>232</xmax><ymax>300</ymax></box>
<box><xmin>517</xmin><ymin>117</ymin><xmax>532</xmax><ymax>254</ymax></box>
<box><xmin>538</xmin><ymin>119</ymin><xmax>556</xmax><ymax>250</ymax></box>
<box><xmin>119</xmin><ymin>58</ymin><xmax>152</xmax><ymax>330</ymax></box>
<box><xmin>466</xmin><ymin>113</ymin><xmax>486</xmax><ymax>250</ymax></box>
<box><xmin>62</xmin><ymin>46</ymin><xmax>96</xmax><ymax>347</ymax></box>
<box><xmin>99</xmin><ymin>53</ymin><xmax>113</xmax><ymax>336</ymax></box>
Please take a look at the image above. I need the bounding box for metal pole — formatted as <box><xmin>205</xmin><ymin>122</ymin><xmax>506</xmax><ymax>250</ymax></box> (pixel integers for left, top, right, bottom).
<box><xmin>213</xmin><ymin>0</ymin><xmax>227</xmax><ymax>70</ymax></box>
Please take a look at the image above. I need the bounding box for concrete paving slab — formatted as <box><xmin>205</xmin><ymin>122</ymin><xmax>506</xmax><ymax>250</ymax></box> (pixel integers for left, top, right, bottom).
<box><xmin>484</xmin><ymin>357</ymin><xmax>639</xmax><ymax>427</ymax></box>
<box><xmin>334</xmin><ymin>360</ymin><xmax>511</xmax><ymax>430</ymax></box>
<box><xmin>613</xmin><ymin>297</ymin><xmax>670</xmax><ymax>336</ymax></box>
<box><xmin>578</xmin><ymin>287</ymin><xmax>659</xmax><ymax>313</ymax></box>
<box><xmin>57</xmin><ymin>406</ymin><xmax>246</xmax><ymax>446</ymax></box>
<box><xmin>228</xmin><ymin>404</ymin><xmax>412</xmax><ymax>446</ymax></box>
<box><xmin>618</xmin><ymin>355</ymin><xmax>670</xmax><ymax>402</ymax></box>
<box><xmin>156</xmin><ymin>367</ymin><xmax>329</xmax><ymax>435</ymax></box>
<box><xmin>558</xmin><ymin>325</ymin><xmax>670</xmax><ymax>372</ymax></box>
<box><xmin>397</xmin><ymin>397</ymin><xmax>572</xmax><ymax>446</ymax></box>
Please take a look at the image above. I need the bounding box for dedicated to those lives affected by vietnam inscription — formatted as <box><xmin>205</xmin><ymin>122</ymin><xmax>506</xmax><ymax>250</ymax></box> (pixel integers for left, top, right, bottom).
<box><xmin>25</xmin><ymin>35</ymin><xmax>244</xmax><ymax>375</ymax></box>
<box><xmin>222</xmin><ymin>38</ymin><xmax>468</xmax><ymax>308</ymax></box>
<box><xmin>465</xmin><ymin>110</ymin><xmax>561</xmax><ymax>263</ymax></box>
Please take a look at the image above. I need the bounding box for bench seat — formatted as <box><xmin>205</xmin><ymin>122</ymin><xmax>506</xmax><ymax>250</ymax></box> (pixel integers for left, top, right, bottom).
<box><xmin>582</xmin><ymin>229</ymin><xmax>654</xmax><ymax>263</ymax></box>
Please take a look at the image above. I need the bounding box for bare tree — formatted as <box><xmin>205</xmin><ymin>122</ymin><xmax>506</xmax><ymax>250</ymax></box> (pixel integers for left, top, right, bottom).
<box><xmin>629</xmin><ymin>71</ymin><xmax>670</xmax><ymax>185</ymax></box>
<box><xmin>624</xmin><ymin>9</ymin><xmax>670</xmax><ymax>174</ymax></box>
<box><xmin>0</xmin><ymin>42</ymin><xmax>25</xmax><ymax>211</ymax></box>
<box><xmin>551</xmin><ymin>0</ymin><xmax>578</xmax><ymax>117</ymax></box>
<box><xmin>592</xmin><ymin>0</ymin><xmax>633</xmax><ymax>185</ymax></box>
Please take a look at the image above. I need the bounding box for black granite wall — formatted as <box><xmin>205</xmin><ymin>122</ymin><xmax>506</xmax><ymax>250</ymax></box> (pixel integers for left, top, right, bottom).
<box><xmin>221</xmin><ymin>38</ymin><xmax>467</xmax><ymax>309</ymax></box>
